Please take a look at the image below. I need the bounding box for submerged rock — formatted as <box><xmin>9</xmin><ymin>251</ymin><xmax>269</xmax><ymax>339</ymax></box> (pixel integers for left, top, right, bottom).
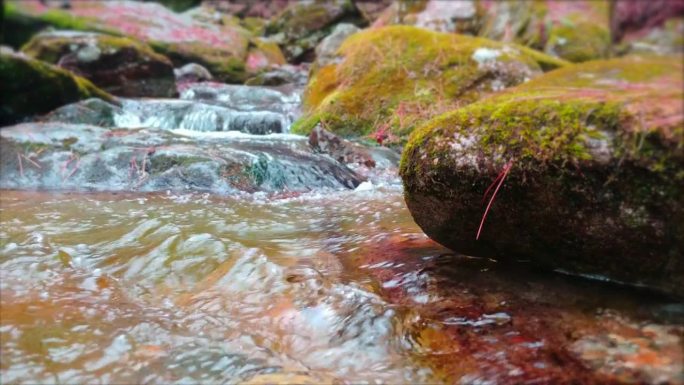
<box><xmin>5</xmin><ymin>0</ymin><xmax>251</xmax><ymax>82</ymax></box>
<box><xmin>0</xmin><ymin>51</ymin><xmax>113</xmax><ymax>125</ymax></box>
<box><xmin>292</xmin><ymin>25</ymin><xmax>567</xmax><ymax>140</ymax></box>
<box><xmin>309</xmin><ymin>124</ymin><xmax>375</xmax><ymax>168</ymax></box>
<box><xmin>400</xmin><ymin>56</ymin><xmax>684</xmax><ymax>296</ymax></box>
<box><xmin>21</xmin><ymin>30</ymin><xmax>176</xmax><ymax>97</ymax></box>
<box><xmin>0</xmin><ymin>122</ymin><xmax>362</xmax><ymax>193</ymax></box>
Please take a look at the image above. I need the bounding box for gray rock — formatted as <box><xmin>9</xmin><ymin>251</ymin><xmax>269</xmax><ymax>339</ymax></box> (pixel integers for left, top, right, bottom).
<box><xmin>174</xmin><ymin>63</ymin><xmax>213</xmax><ymax>83</ymax></box>
<box><xmin>315</xmin><ymin>23</ymin><xmax>360</xmax><ymax>66</ymax></box>
<box><xmin>0</xmin><ymin>122</ymin><xmax>363</xmax><ymax>193</ymax></box>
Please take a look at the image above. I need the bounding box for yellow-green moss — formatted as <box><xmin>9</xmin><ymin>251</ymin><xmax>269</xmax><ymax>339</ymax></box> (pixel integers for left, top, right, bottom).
<box><xmin>543</xmin><ymin>2</ymin><xmax>611</xmax><ymax>62</ymax></box>
<box><xmin>21</xmin><ymin>32</ymin><xmax>169</xmax><ymax>65</ymax></box>
<box><xmin>400</xmin><ymin>55</ymin><xmax>684</xmax><ymax>190</ymax></box>
<box><xmin>545</xmin><ymin>21</ymin><xmax>610</xmax><ymax>63</ymax></box>
<box><xmin>293</xmin><ymin>25</ymin><xmax>568</xmax><ymax>139</ymax></box>
<box><xmin>4</xmin><ymin>2</ymin><xmax>118</xmax><ymax>40</ymax></box>
<box><xmin>250</xmin><ymin>38</ymin><xmax>286</xmax><ymax>66</ymax></box>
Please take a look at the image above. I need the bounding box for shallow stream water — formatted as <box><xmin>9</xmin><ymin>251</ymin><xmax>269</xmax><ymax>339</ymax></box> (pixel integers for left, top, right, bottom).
<box><xmin>1</xmin><ymin>183</ymin><xmax>682</xmax><ymax>384</ymax></box>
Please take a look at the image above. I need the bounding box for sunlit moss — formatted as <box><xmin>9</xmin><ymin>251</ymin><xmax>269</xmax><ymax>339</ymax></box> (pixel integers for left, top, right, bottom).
<box><xmin>292</xmin><ymin>25</ymin><xmax>568</xmax><ymax>139</ymax></box>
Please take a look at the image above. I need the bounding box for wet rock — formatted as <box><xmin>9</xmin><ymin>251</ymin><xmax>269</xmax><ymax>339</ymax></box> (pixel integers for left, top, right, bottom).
<box><xmin>309</xmin><ymin>124</ymin><xmax>375</xmax><ymax>167</ymax></box>
<box><xmin>44</xmin><ymin>92</ymin><xmax>297</xmax><ymax>135</ymax></box>
<box><xmin>42</xmin><ymin>98</ymin><xmax>123</xmax><ymax>126</ymax></box>
<box><xmin>314</xmin><ymin>23</ymin><xmax>359</xmax><ymax>67</ymax></box>
<box><xmin>0</xmin><ymin>122</ymin><xmax>362</xmax><ymax>193</ymax></box>
<box><xmin>244</xmin><ymin>64</ymin><xmax>308</xmax><ymax>87</ymax></box>
<box><xmin>6</xmin><ymin>0</ymin><xmax>251</xmax><ymax>82</ymax></box>
<box><xmin>264</xmin><ymin>0</ymin><xmax>364</xmax><ymax>62</ymax></box>
<box><xmin>115</xmin><ymin>99</ymin><xmax>289</xmax><ymax>135</ymax></box>
<box><xmin>21</xmin><ymin>30</ymin><xmax>176</xmax><ymax>98</ymax></box>
<box><xmin>179</xmin><ymin>82</ymin><xmax>301</xmax><ymax>124</ymax></box>
<box><xmin>292</xmin><ymin>25</ymin><xmax>567</xmax><ymax>140</ymax></box>
<box><xmin>0</xmin><ymin>51</ymin><xmax>113</xmax><ymax>125</ymax></box>
<box><xmin>174</xmin><ymin>63</ymin><xmax>213</xmax><ymax>84</ymax></box>
<box><xmin>400</xmin><ymin>56</ymin><xmax>684</xmax><ymax>296</ymax></box>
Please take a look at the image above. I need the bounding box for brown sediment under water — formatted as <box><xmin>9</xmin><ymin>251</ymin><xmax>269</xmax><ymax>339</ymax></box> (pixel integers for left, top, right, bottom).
<box><xmin>1</xmin><ymin>188</ymin><xmax>682</xmax><ymax>384</ymax></box>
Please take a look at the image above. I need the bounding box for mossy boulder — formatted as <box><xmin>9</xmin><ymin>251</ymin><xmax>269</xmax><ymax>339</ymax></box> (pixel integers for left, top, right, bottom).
<box><xmin>400</xmin><ymin>55</ymin><xmax>684</xmax><ymax>296</ymax></box>
<box><xmin>21</xmin><ymin>30</ymin><xmax>176</xmax><ymax>97</ymax></box>
<box><xmin>479</xmin><ymin>0</ymin><xmax>611</xmax><ymax>63</ymax></box>
<box><xmin>4</xmin><ymin>0</ymin><xmax>252</xmax><ymax>82</ymax></box>
<box><xmin>0</xmin><ymin>51</ymin><xmax>114</xmax><ymax>125</ymax></box>
<box><xmin>292</xmin><ymin>25</ymin><xmax>567</xmax><ymax>140</ymax></box>
<box><xmin>264</xmin><ymin>0</ymin><xmax>364</xmax><ymax>62</ymax></box>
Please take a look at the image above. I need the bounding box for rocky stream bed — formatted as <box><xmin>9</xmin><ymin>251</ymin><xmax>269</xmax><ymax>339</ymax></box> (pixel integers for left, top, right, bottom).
<box><xmin>1</xmin><ymin>0</ymin><xmax>683</xmax><ymax>384</ymax></box>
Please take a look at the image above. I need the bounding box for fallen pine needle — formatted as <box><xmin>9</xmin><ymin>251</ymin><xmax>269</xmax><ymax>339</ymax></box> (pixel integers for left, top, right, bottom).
<box><xmin>476</xmin><ymin>160</ymin><xmax>513</xmax><ymax>240</ymax></box>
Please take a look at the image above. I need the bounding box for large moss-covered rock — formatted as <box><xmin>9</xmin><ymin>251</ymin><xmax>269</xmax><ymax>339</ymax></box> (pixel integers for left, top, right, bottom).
<box><xmin>292</xmin><ymin>25</ymin><xmax>567</xmax><ymax>140</ymax></box>
<box><xmin>4</xmin><ymin>0</ymin><xmax>251</xmax><ymax>82</ymax></box>
<box><xmin>400</xmin><ymin>55</ymin><xmax>684</xmax><ymax>296</ymax></box>
<box><xmin>21</xmin><ymin>30</ymin><xmax>176</xmax><ymax>97</ymax></box>
<box><xmin>0</xmin><ymin>51</ymin><xmax>113</xmax><ymax>125</ymax></box>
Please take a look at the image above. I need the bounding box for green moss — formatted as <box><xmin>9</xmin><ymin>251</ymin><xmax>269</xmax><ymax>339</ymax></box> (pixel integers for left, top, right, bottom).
<box><xmin>0</xmin><ymin>52</ymin><xmax>114</xmax><ymax>124</ymax></box>
<box><xmin>241</xmin><ymin>17</ymin><xmax>266</xmax><ymax>35</ymax></box>
<box><xmin>3</xmin><ymin>2</ymin><xmax>118</xmax><ymax>46</ymax></box>
<box><xmin>249</xmin><ymin>38</ymin><xmax>286</xmax><ymax>66</ymax></box>
<box><xmin>293</xmin><ymin>25</ymin><xmax>568</xmax><ymax>139</ymax></box>
<box><xmin>61</xmin><ymin>137</ymin><xmax>78</xmax><ymax>150</ymax></box>
<box><xmin>545</xmin><ymin>21</ymin><xmax>610</xmax><ymax>62</ymax></box>
<box><xmin>149</xmin><ymin>154</ymin><xmax>208</xmax><ymax>174</ymax></box>
<box><xmin>543</xmin><ymin>2</ymin><xmax>611</xmax><ymax>62</ymax></box>
<box><xmin>21</xmin><ymin>32</ymin><xmax>169</xmax><ymax>65</ymax></box>
<box><xmin>400</xmin><ymin>55</ymin><xmax>684</xmax><ymax>191</ymax></box>
<box><xmin>290</xmin><ymin>113</ymin><xmax>322</xmax><ymax>135</ymax></box>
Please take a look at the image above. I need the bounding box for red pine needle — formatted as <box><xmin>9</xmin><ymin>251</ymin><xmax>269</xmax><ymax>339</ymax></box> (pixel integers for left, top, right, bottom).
<box><xmin>476</xmin><ymin>160</ymin><xmax>513</xmax><ymax>240</ymax></box>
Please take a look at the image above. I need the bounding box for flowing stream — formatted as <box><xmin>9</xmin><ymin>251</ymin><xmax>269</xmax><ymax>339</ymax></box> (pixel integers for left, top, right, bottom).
<box><xmin>1</xmin><ymin>185</ymin><xmax>682</xmax><ymax>384</ymax></box>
